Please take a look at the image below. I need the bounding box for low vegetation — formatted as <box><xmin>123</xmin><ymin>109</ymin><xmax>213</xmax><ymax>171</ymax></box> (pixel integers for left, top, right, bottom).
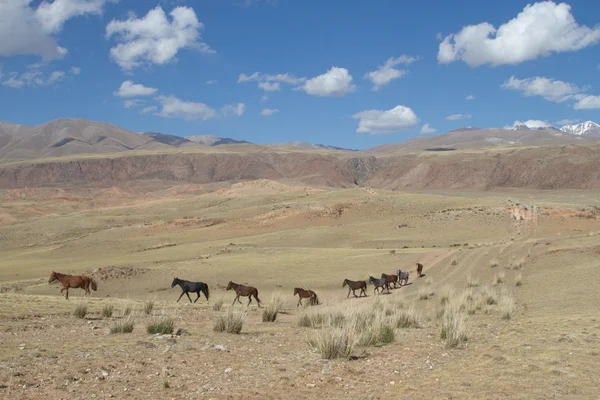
<box><xmin>515</xmin><ymin>273</ymin><xmax>523</xmax><ymax>286</ymax></box>
<box><xmin>146</xmin><ymin>316</ymin><xmax>174</xmax><ymax>335</ymax></box>
<box><xmin>143</xmin><ymin>300</ymin><xmax>154</xmax><ymax>315</ymax></box>
<box><xmin>212</xmin><ymin>298</ymin><xmax>224</xmax><ymax>311</ymax></box>
<box><xmin>493</xmin><ymin>271</ymin><xmax>506</xmax><ymax>285</ymax></box>
<box><xmin>102</xmin><ymin>304</ymin><xmax>114</xmax><ymax>318</ymax></box>
<box><xmin>109</xmin><ymin>317</ymin><xmax>135</xmax><ymax>334</ymax></box>
<box><xmin>262</xmin><ymin>293</ymin><xmax>284</xmax><ymax>322</ymax></box>
<box><xmin>214</xmin><ymin>309</ymin><xmax>245</xmax><ymax>334</ymax></box>
<box><xmin>439</xmin><ymin>298</ymin><xmax>468</xmax><ymax>348</ymax></box>
<box><xmin>73</xmin><ymin>303</ymin><xmax>87</xmax><ymax>319</ymax></box>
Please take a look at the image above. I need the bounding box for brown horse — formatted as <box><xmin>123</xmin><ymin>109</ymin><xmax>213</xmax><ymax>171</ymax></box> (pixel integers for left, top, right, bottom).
<box><xmin>293</xmin><ymin>288</ymin><xmax>319</xmax><ymax>306</ymax></box>
<box><xmin>48</xmin><ymin>271</ymin><xmax>97</xmax><ymax>300</ymax></box>
<box><xmin>381</xmin><ymin>273</ymin><xmax>398</xmax><ymax>289</ymax></box>
<box><xmin>342</xmin><ymin>279</ymin><xmax>367</xmax><ymax>298</ymax></box>
<box><xmin>226</xmin><ymin>281</ymin><xmax>261</xmax><ymax>307</ymax></box>
<box><xmin>416</xmin><ymin>263</ymin><xmax>424</xmax><ymax>278</ymax></box>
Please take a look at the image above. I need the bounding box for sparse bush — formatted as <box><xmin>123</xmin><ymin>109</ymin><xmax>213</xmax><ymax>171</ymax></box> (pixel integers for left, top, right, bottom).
<box><xmin>418</xmin><ymin>286</ymin><xmax>435</xmax><ymax>300</ymax></box>
<box><xmin>439</xmin><ymin>286</ymin><xmax>454</xmax><ymax>306</ymax></box>
<box><xmin>214</xmin><ymin>309</ymin><xmax>245</xmax><ymax>334</ymax></box>
<box><xmin>102</xmin><ymin>304</ymin><xmax>114</xmax><ymax>318</ymax></box>
<box><xmin>466</xmin><ymin>272</ymin><xmax>479</xmax><ymax>288</ymax></box>
<box><xmin>73</xmin><ymin>303</ymin><xmax>87</xmax><ymax>319</ymax></box>
<box><xmin>490</xmin><ymin>260</ymin><xmax>499</xmax><ymax>268</ymax></box>
<box><xmin>395</xmin><ymin>304</ymin><xmax>420</xmax><ymax>328</ymax></box>
<box><xmin>378</xmin><ymin>323</ymin><xmax>395</xmax><ymax>344</ymax></box>
<box><xmin>147</xmin><ymin>316</ymin><xmax>174</xmax><ymax>335</ymax></box>
<box><xmin>143</xmin><ymin>300</ymin><xmax>154</xmax><ymax>315</ymax></box>
<box><xmin>262</xmin><ymin>293</ymin><xmax>284</xmax><ymax>322</ymax></box>
<box><xmin>109</xmin><ymin>317</ymin><xmax>134</xmax><ymax>334</ymax></box>
<box><xmin>493</xmin><ymin>271</ymin><xmax>505</xmax><ymax>285</ymax></box>
<box><xmin>500</xmin><ymin>296</ymin><xmax>516</xmax><ymax>320</ymax></box>
<box><xmin>440</xmin><ymin>300</ymin><xmax>468</xmax><ymax>347</ymax></box>
<box><xmin>515</xmin><ymin>273</ymin><xmax>523</xmax><ymax>286</ymax></box>
<box><xmin>451</xmin><ymin>259</ymin><xmax>458</xmax><ymax>266</ymax></box>
<box><xmin>212</xmin><ymin>299</ymin><xmax>224</xmax><ymax>312</ymax></box>
<box><xmin>482</xmin><ymin>286</ymin><xmax>498</xmax><ymax>305</ymax></box>
<box><xmin>308</xmin><ymin>327</ymin><xmax>353</xmax><ymax>359</ymax></box>
<box><xmin>389</xmin><ymin>249</ymin><xmax>396</xmax><ymax>254</ymax></box>
<box><xmin>425</xmin><ymin>277</ymin><xmax>433</xmax><ymax>286</ymax></box>
<box><xmin>123</xmin><ymin>304</ymin><xmax>133</xmax><ymax>317</ymax></box>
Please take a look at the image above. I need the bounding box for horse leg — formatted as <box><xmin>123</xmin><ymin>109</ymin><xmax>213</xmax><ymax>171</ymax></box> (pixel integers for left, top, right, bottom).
<box><xmin>247</xmin><ymin>295</ymin><xmax>252</xmax><ymax>306</ymax></box>
<box><xmin>346</xmin><ymin>288</ymin><xmax>351</xmax><ymax>298</ymax></box>
<box><xmin>297</xmin><ymin>298</ymin><xmax>302</xmax><ymax>307</ymax></box>
<box><xmin>194</xmin><ymin>292</ymin><xmax>201</xmax><ymax>303</ymax></box>
<box><xmin>232</xmin><ymin>295</ymin><xmax>239</xmax><ymax>306</ymax></box>
<box><xmin>65</xmin><ymin>288</ymin><xmax>69</xmax><ymax>300</ymax></box>
<box><xmin>176</xmin><ymin>291</ymin><xmax>185</xmax><ymax>302</ymax></box>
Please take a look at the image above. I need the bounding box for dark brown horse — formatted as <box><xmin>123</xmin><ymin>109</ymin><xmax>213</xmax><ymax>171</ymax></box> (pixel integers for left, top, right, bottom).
<box><xmin>48</xmin><ymin>271</ymin><xmax>97</xmax><ymax>300</ymax></box>
<box><xmin>416</xmin><ymin>263</ymin><xmax>424</xmax><ymax>278</ymax></box>
<box><xmin>226</xmin><ymin>281</ymin><xmax>261</xmax><ymax>307</ymax></box>
<box><xmin>381</xmin><ymin>273</ymin><xmax>398</xmax><ymax>289</ymax></box>
<box><xmin>293</xmin><ymin>288</ymin><xmax>319</xmax><ymax>306</ymax></box>
<box><xmin>342</xmin><ymin>279</ymin><xmax>367</xmax><ymax>298</ymax></box>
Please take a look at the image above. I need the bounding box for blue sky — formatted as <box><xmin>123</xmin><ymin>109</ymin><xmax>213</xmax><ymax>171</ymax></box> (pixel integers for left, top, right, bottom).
<box><xmin>0</xmin><ymin>0</ymin><xmax>599</xmax><ymax>149</ymax></box>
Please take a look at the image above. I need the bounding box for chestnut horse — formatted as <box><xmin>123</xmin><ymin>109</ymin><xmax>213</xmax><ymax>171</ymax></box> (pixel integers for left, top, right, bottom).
<box><xmin>342</xmin><ymin>279</ymin><xmax>367</xmax><ymax>298</ymax></box>
<box><xmin>381</xmin><ymin>273</ymin><xmax>398</xmax><ymax>289</ymax></box>
<box><xmin>416</xmin><ymin>263</ymin><xmax>424</xmax><ymax>278</ymax></box>
<box><xmin>293</xmin><ymin>288</ymin><xmax>319</xmax><ymax>306</ymax></box>
<box><xmin>48</xmin><ymin>271</ymin><xmax>97</xmax><ymax>300</ymax></box>
<box><xmin>226</xmin><ymin>281</ymin><xmax>261</xmax><ymax>307</ymax></box>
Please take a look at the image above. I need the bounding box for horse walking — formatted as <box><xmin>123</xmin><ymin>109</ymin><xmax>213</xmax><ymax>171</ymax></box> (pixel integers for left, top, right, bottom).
<box><xmin>396</xmin><ymin>270</ymin><xmax>410</xmax><ymax>286</ymax></box>
<box><xmin>381</xmin><ymin>273</ymin><xmax>398</xmax><ymax>289</ymax></box>
<box><xmin>226</xmin><ymin>281</ymin><xmax>261</xmax><ymax>307</ymax></box>
<box><xmin>48</xmin><ymin>271</ymin><xmax>97</xmax><ymax>300</ymax></box>
<box><xmin>342</xmin><ymin>279</ymin><xmax>367</xmax><ymax>298</ymax></box>
<box><xmin>369</xmin><ymin>276</ymin><xmax>390</xmax><ymax>295</ymax></box>
<box><xmin>416</xmin><ymin>263</ymin><xmax>424</xmax><ymax>278</ymax></box>
<box><xmin>293</xmin><ymin>288</ymin><xmax>319</xmax><ymax>306</ymax></box>
<box><xmin>171</xmin><ymin>277</ymin><xmax>210</xmax><ymax>303</ymax></box>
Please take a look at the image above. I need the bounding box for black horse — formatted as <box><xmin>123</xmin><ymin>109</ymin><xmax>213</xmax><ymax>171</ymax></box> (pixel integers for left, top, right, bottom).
<box><xmin>171</xmin><ymin>277</ymin><xmax>210</xmax><ymax>303</ymax></box>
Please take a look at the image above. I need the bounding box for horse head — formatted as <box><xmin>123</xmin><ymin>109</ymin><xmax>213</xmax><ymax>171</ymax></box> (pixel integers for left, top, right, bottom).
<box><xmin>225</xmin><ymin>281</ymin><xmax>234</xmax><ymax>290</ymax></box>
<box><xmin>48</xmin><ymin>271</ymin><xmax>56</xmax><ymax>283</ymax></box>
<box><xmin>342</xmin><ymin>279</ymin><xmax>347</xmax><ymax>287</ymax></box>
<box><xmin>171</xmin><ymin>277</ymin><xmax>179</xmax><ymax>288</ymax></box>
<box><xmin>368</xmin><ymin>276</ymin><xmax>375</xmax><ymax>283</ymax></box>
<box><xmin>293</xmin><ymin>287</ymin><xmax>299</xmax><ymax>296</ymax></box>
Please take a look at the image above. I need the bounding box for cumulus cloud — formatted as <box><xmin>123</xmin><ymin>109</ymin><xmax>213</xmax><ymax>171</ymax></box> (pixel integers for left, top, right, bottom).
<box><xmin>365</xmin><ymin>55</ymin><xmax>418</xmax><ymax>91</ymax></box>
<box><xmin>466</xmin><ymin>95</ymin><xmax>475</xmax><ymax>100</ymax></box>
<box><xmin>420</xmin><ymin>123</ymin><xmax>437</xmax><ymax>134</ymax></box>
<box><xmin>446</xmin><ymin>113</ymin><xmax>472</xmax><ymax>120</ymax></box>
<box><xmin>141</xmin><ymin>105</ymin><xmax>158</xmax><ymax>114</ymax></box>
<box><xmin>221</xmin><ymin>103</ymin><xmax>246</xmax><ymax>117</ymax></box>
<box><xmin>504</xmin><ymin>120</ymin><xmax>553</xmax><ymax>129</ymax></box>
<box><xmin>352</xmin><ymin>105</ymin><xmax>419</xmax><ymax>134</ymax></box>
<box><xmin>501</xmin><ymin>76</ymin><xmax>583</xmax><ymax>102</ymax></box>
<box><xmin>573</xmin><ymin>95</ymin><xmax>600</xmax><ymax>109</ymax></box>
<box><xmin>260</xmin><ymin>95</ymin><xmax>269</xmax><ymax>102</ymax></box>
<box><xmin>260</xmin><ymin>108</ymin><xmax>279</xmax><ymax>116</ymax></box>
<box><xmin>70</xmin><ymin>66</ymin><xmax>81</xmax><ymax>75</ymax></box>
<box><xmin>114</xmin><ymin>80</ymin><xmax>157</xmax><ymax>97</ymax></box>
<box><xmin>238</xmin><ymin>72</ymin><xmax>305</xmax><ymax>92</ymax></box>
<box><xmin>0</xmin><ymin>0</ymin><xmax>106</xmax><ymax>60</ymax></box>
<box><xmin>105</xmin><ymin>6</ymin><xmax>213</xmax><ymax>71</ymax></box>
<box><xmin>438</xmin><ymin>2</ymin><xmax>600</xmax><ymax>67</ymax></box>
<box><xmin>155</xmin><ymin>95</ymin><xmax>216</xmax><ymax>120</ymax></box>
<box><xmin>258</xmin><ymin>81</ymin><xmax>280</xmax><ymax>92</ymax></box>
<box><xmin>301</xmin><ymin>66</ymin><xmax>355</xmax><ymax>97</ymax></box>
<box><xmin>1</xmin><ymin>67</ymin><xmax>77</xmax><ymax>89</ymax></box>
<box><xmin>124</xmin><ymin>99</ymin><xmax>144</xmax><ymax>109</ymax></box>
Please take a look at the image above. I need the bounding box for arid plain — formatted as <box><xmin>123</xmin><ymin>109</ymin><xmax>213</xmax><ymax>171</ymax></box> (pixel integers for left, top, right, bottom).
<box><xmin>1</xmin><ymin>167</ymin><xmax>600</xmax><ymax>399</ymax></box>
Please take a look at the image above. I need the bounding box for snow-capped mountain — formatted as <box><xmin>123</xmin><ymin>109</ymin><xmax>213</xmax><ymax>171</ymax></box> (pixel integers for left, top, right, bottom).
<box><xmin>559</xmin><ymin>121</ymin><xmax>600</xmax><ymax>136</ymax></box>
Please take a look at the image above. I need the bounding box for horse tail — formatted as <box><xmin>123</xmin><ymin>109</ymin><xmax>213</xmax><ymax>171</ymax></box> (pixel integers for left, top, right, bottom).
<box><xmin>312</xmin><ymin>293</ymin><xmax>320</xmax><ymax>305</ymax></box>
<box><xmin>254</xmin><ymin>289</ymin><xmax>261</xmax><ymax>304</ymax></box>
<box><xmin>90</xmin><ymin>278</ymin><xmax>98</xmax><ymax>291</ymax></box>
<box><xmin>204</xmin><ymin>284</ymin><xmax>210</xmax><ymax>300</ymax></box>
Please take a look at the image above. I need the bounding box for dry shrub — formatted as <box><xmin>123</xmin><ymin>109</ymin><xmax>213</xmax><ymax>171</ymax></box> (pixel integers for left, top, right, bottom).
<box><xmin>500</xmin><ymin>295</ymin><xmax>516</xmax><ymax>320</ymax></box>
<box><xmin>418</xmin><ymin>286</ymin><xmax>435</xmax><ymax>300</ymax></box>
<box><xmin>123</xmin><ymin>304</ymin><xmax>133</xmax><ymax>317</ymax></box>
<box><xmin>102</xmin><ymin>304</ymin><xmax>114</xmax><ymax>318</ymax></box>
<box><xmin>425</xmin><ymin>277</ymin><xmax>433</xmax><ymax>286</ymax></box>
<box><xmin>73</xmin><ymin>303</ymin><xmax>87</xmax><ymax>319</ymax></box>
<box><xmin>490</xmin><ymin>259</ymin><xmax>499</xmax><ymax>268</ymax></box>
<box><xmin>308</xmin><ymin>327</ymin><xmax>353</xmax><ymax>359</ymax></box>
<box><xmin>439</xmin><ymin>286</ymin><xmax>455</xmax><ymax>306</ymax></box>
<box><xmin>147</xmin><ymin>316</ymin><xmax>174</xmax><ymax>335</ymax></box>
<box><xmin>440</xmin><ymin>298</ymin><xmax>468</xmax><ymax>347</ymax></box>
<box><xmin>143</xmin><ymin>300</ymin><xmax>154</xmax><ymax>315</ymax></box>
<box><xmin>466</xmin><ymin>272</ymin><xmax>479</xmax><ymax>288</ymax></box>
<box><xmin>493</xmin><ymin>271</ymin><xmax>505</xmax><ymax>285</ymax></box>
<box><xmin>482</xmin><ymin>286</ymin><xmax>498</xmax><ymax>305</ymax></box>
<box><xmin>212</xmin><ymin>298</ymin><xmax>224</xmax><ymax>312</ymax></box>
<box><xmin>109</xmin><ymin>317</ymin><xmax>134</xmax><ymax>334</ymax></box>
<box><xmin>515</xmin><ymin>273</ymin><xmax>523</xmax><ymax>287</ymax></box>
<box><xmin>262</xmin><ymin>293</ymin><xmax>284</xmax><ymax>322</ymax></box>
<box><xmin>394</xmin><ymin>304</ymin><xmax>420</xmax><ymax>328</ymax></box>
<box><xmin>214</xmin><ymin>309</ymin><xmax>245</xmax><ymax>334</ymax></box>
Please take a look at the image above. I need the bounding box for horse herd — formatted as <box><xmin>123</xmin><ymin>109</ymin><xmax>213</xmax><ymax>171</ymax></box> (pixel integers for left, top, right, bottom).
<box><xmin>47</xmin><ymin>263</ymin><xmax>425</xmax><ymax>307</ymax></box>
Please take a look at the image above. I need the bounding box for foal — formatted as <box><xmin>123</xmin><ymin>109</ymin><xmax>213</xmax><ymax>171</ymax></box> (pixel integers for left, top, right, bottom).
<box><xmin>48</xmin><ymin>271</ymin><xmax>97</xmax><ymax>300</ymax></box>
<box><xmin>226</xmin><ymin>281</ymin><xmax>261</xmax><ymax>307</ymax></box>
<box><xmin>293</xmin><ymin>288</ymin><xmax>319</xmax><ymax>306</ymax></box>
<box><xmin>171</xmin><ymin>277</ymin><xmax>210</xmax><ymax>303</ymax></box>
<box><xmin>342</xmin><ymin>279</ymin><xmax>367</xmax><ymax>298</ymax></box>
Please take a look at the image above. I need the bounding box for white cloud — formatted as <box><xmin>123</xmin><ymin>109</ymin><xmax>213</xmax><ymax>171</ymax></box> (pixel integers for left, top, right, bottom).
<box><xmin>438</xmin><ymin>2</ymin><xmax>600</xmax><ymax>67</ymax></box>
<box><xmin>258</xmin><ymin>81</ymin><xmax>280</xmax><ymax>92</ymax></box>
<box><xmin>420</xmin><ymin>123</ymin><xmax>437</xmax><ymax>134</ymax></box>
<box><xmin>141</xmin><ymin>106</ymin><xmax>158</xmax><ymax>114</ymax></box>
<box><xmin>105</xmin><ymin>6</ymin><xmax>213</xmax><ymax>71</ymax></box>
<box><xmin>501</xmin><ymin>76</ymin><xmax>583</xmax><ymax>102</ymax></box>
<box><xmin>221</xmin><ymin>103</ymin><xmax>246</xmax><ymax>117</ymax></box>
<box><xmin>554</xmin><ymin>119</ymin><xmax>579</xmax><ymax>125</ymax></box>
<box><xmin>260</xmin><ymin>95</ymin><xmax>269</xmax><ymax>102</ymax></box>
<box><xmin>0</xmin><ymin>0</ymin><xmax>106</xmax><ymax>60</ymax></box>
<box><xmin>155</xmin><ymin>95</ymin><xmax>216</xmax><ymax>120</ymax></box>
<box><xmin>446</xmin><ymin>113</ymin><xmax>472</xmax><ymax>120</ymax></box>
<box><xmin>505</xmin><ymin>120</ymin><xmax>553</xmax><ymax>129</ymax></box>
<box><xmin>573</xmin><ymin>95</ymin><xmax>600</xmax><ymax>109</ymax></box>
<box><xmin>352</xmin><ymin>105</ymin><xmax>419</xmax><ymax>134</ymax></box>
<box><xmin>124</xmin><ymin>99</ymin><xmax>144</xmax><ymax>109</ymax></box>
<box><xmin>114</xmin><ymin>80</ymin><xmax>158</xmax><ymax>97</ymax></box>
<box><xmin>466</xmin><ymin>95</ymin><xmax>475</xmax><ymax>100</ymax></box>
<box><xmin>301</xmin><ymin>66</ymin><xmax>355</xmax><ymax>97</ymax></box>
<box><xmin>260</xmin><ymin>108</ymin><xmax>278</xmax><ymax>116</ymax></box>
<box><xmin>1</xmin><ymin>67</ymin><xmax>77</xmax><ymax>89</ymax></box>
<box><xmin>70</xmin><ymin>66</ymin><xmax>81</xmax><ymax>75</ymax></box>
<box><xmin>206</xmin><ymin>79</ymin><xmax>217</xmax><ymax>84</ymax></box>
<box><xmin>365</xmin><ymin>55</ymin><xmax>418</xmax><ymax>91</ymax></box>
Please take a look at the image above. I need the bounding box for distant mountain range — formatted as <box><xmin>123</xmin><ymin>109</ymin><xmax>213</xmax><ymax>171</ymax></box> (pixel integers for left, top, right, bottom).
<box><xmin>0</xmin><ymin>118</ymin><xmax>598</xmax><ymax>161</ymax></box>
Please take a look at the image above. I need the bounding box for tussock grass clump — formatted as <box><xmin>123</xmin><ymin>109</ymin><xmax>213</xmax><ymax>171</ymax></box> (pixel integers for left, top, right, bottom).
<box><xmin>212</xmin><ymin>298</ymin><xmax>224</xmax><ymax>312</ymax></box>
<box><xmin>394</xmin><ymin>304</ymin><xmax>420</xmax><ymax>328</ymax></box>
<box><xmin>451</xmin><ymin>259</ymin><xmax>458</xmax><ymax>266</ymax></box>
<box><xmin>73</xmin><ymin>303</ymin><xmax>87</xmax><ymax>319</ymax></box>
<box><xmin>123</xmin><ymin>304</ymin><xmax>133</xmax><ymax>317</ymax></box>
<box><xmin>143</xmin><ymin>300</ymin><xmax>154</xmax><ymax>315</ymax></box>
<box><xmin>213</xmin><ymin>309</ymin><xmax>245</xmax><ymax>334</ymax></box>
<box><xmin>439</xmin><ymin>286</ymin><xmax>455</xmax><ymax>306</ymax></box>
<box><xmin>109</xmin><ymin>317</ymin><xmax>134</xmax><ymax>334</ymax></box>
<box><xmin>262</xmin><ymin>293</ymin><xmax>284</xmax><ymax>322</ymax></box>
<box><xmin>493</xmin><ymin>271</ymin><xmax>505</xmax><ymax>285</ymax></box>
<box><xmin>440</xmin><ymin>299</ymin><xmax>468</xmax><ymax>348</ymax></box>
<box><xmin>102</xmin><ymin>304</ymin><xmax>114</xmax><ymax>318</ymax></box>
<box><xmin>425</xmin><ymin>277</ymin><xmax>433</xmax><ymax>286</ymax></box>
<box><xmin>466</xmin><ymin>272</ymin><xmax>479</xmax><ymax>288</ymax></box>
<box><xmin>490</xmin><ymin>259</ymin><xmax>499</xmax><ymax>268</ymax></box>
<box><xmin>499</xmin><ymin>295</ymin><xmax>516</xmax><ymax>320</ymax></box>
<box><xmin>515</xmin><ymin>273</ymin><xmax>523</xmax><ymax>287</ymax></box>
<box><xmin>418</xmin><ymin>286</ymin><xmax>435</xmax><ymax>300</ymax></box>
<box><xmin>308</xmin><ymin>327</ymin><xmax>353</xmax><ymax>359</ymax></box>
<box><xmin>147</xmin><ymin>316</ymin><xmax>174</xmax><ymax>335</ymax></box>
<box><xmin>482</xmin><ymin>286</ymin><xmax>498</xmax><ymax>305</ymax></box>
